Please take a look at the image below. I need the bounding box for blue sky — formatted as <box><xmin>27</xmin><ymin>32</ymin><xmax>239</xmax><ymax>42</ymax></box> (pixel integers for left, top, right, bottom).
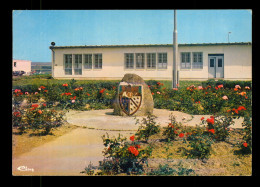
<box><xmin>12</xmin><ymin>9</ymin><xmax>252</xmax><ymax>62</ymax></box>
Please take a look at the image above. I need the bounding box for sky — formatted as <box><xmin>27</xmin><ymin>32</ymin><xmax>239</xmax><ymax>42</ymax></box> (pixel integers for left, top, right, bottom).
<box><xmin>12</xmin><ymin>9</ymin><xmax>252</xmax><ymax>62</ymax></box>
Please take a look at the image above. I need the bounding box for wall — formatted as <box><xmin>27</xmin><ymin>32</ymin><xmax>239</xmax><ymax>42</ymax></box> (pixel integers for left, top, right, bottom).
<box><xmin>52</xmin><ymin>44</ymin><xmax>252</xmax><ymax>80</ymax></box>
<box><xmin>12</xmin><ymin>59</ymin><xmax>32</xmax><ymax>74</ymax></box>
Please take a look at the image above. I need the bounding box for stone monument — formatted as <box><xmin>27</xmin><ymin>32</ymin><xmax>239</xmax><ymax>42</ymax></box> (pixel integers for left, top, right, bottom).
<box><xmin>113</xmin><ymin>73</ymin><xmax>154</xmax><ymax>116</ymax></box>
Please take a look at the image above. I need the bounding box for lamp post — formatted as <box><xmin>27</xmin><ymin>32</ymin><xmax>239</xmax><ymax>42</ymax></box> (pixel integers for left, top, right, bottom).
<box><xmin>228</xmin><ymin>32</ymin><xmax>231</xmax><ymax>43</ymax></box>
<box><xmin>172</xmin><ymin>10</ymin><xmax>179</xmax><ymax>89</ymax></box>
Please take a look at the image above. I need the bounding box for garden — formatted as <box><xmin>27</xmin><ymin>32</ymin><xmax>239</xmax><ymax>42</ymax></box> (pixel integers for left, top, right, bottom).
<box><xmin>12</xmin><ymin>74</ymin><xmax>252</xmax><ymax>176</ymax></box>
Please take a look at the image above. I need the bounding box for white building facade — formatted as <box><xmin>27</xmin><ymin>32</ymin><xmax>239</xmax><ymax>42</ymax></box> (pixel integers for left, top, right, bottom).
<box><xmin>50</xmin><ymin>42</ymin><xmax>252</xmax><ymax>81</ymax></box>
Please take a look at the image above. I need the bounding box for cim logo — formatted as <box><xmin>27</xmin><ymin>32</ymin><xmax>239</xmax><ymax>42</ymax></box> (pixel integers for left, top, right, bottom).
<box><xmin>17</xmin><ymin>166</ymin><xmax>34</xmax><ymax>172</ymax></box>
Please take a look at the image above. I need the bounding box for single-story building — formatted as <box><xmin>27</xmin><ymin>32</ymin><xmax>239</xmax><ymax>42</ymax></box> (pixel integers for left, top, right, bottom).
<box><xmin>12</xmin><ymin>59</ymin><xmax>32</xmax><ymax>75</ymax></box>
<box><xmin>49</xmin><ymin>42</ymin><xmax>252</xmax><ymax>81</ymax></box>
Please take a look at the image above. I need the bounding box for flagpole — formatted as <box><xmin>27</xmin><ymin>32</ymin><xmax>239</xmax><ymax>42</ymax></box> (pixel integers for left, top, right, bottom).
<box><xmin>173</xmin><ymin>10</ymin><xmax>179</xmax><ymax>88</ymax></box>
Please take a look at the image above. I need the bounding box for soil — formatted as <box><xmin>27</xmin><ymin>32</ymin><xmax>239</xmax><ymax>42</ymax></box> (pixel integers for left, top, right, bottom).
<box><xmin>12</xmin><ymin>122</ymin><xmax>78</xmax><ymax>158</ymax></box>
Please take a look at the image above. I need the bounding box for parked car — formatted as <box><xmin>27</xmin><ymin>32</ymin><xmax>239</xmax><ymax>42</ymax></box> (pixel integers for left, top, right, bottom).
<box><xmin>13</xmin><ymin>71</ymin><xmax>25</xmax><ymax>76</ymax></box>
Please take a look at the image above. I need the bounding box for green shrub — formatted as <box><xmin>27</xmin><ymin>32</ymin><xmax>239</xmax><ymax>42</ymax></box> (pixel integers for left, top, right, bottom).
<box><xmin>201</xmin><ymin>115</ymin><xmax>235</xmax><ymax>141</ymax></box>
<box><xmin>185</xmin><ymin>125</ymin><xmax>214</xmax><ymax>160</ymax></box>
<box><xmin>162</xmin><ymin>114</ymin><xmax>184</xmax><ymax>141</ymax></box>
<box><xmin>98</xmin><ymin>133</ymin><xmax>153</xmax><ymax>175</ymax></box>
<box><xmin>238</xmin><ymin>115</ymin><xmax>252</xmax><ymax>154</ymax></box>
<box><xmin>22</xmin><ymin>103</ymin><xmax>65</xmax><ymax>135</ymax></box>
<box><xmin>135</xmin><ymin>114</ymin><xmax>161</xmax><ymax>143</ymax></box>
<box><xmin>147</xmin><ymin>163</ymin><xmax>195</xmax><ymax>176</ymax></box>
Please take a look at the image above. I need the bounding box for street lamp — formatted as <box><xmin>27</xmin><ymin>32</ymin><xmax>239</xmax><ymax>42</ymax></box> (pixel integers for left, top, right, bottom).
<box><xmin>228</xmin><ymin>32</ymin><xmax>231</xmax><ymax>43</ymax></box>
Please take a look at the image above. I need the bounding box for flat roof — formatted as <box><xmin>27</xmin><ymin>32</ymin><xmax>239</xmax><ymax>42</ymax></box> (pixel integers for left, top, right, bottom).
<box><xmin>50</xmin><ymin>42</ymin><xmax>252</xmax><ymax>49</ymax></box>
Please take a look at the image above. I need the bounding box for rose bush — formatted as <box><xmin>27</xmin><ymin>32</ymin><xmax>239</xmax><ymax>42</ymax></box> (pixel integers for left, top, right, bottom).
<box><xmin>99</xmin><ymin>133</ymin><xmax>153</xmax><ymax>175</ymax></box>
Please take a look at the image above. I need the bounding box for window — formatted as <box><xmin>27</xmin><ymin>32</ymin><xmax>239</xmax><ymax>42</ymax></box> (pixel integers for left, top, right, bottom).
<box><xmin>84</xmin><ymin>54</ymin><xmax>92</xmax><ymax>69</ymax></box>
<box><xmin>147</xmin><ymin>53</ymin><xmax>156</xmax><ymax>69</ymax></box>
<box><xmin>125</xmin><ymin>53</ymin><xmax>134</xmax><ymax>69</ymax></box>
<box><xmin>192</xmin><ymin>52</ymin><xmax>203</xmax><ymax>69</ymax></box>
<box><xmin>210</xmin><ymin>59</ymin><xmax>215</xmax><ymax>67</ymax></box>
<box><xmin>218</xmin><ymin>58</ymin><xmax>222</xmax><ymax>67</ymax></box>
<box><xmin>158</xmin><ymin>53</ymin><xmax>167</xmax><ymax>69</ymax></box>
<box><xmin>74</xmin><ymin>54</ymin><xmax>82</xmax><ymax>75</ymax></box>
<box><xmin>181</xmin><ymin>52</ymin><xmax>191</xmax><ymax>69</ymax></box>
<box><xmin>135</xmin><ymin>53</ymin><xmax>145</xmax><ymax>69</ymax></box>
<box><xmin>14</xmin><ymin>62</ymin><xmax>17</xmax><ymax>67</ymax></box>
<box><xmin>94</xmin><ymin>54</ymin><xmax>102</xmax><ymax>69</ymax></box>
<box><xmin>64</xmin><ymin>54</ymin><xmax>72</xmax><ymax>75</ymax></box>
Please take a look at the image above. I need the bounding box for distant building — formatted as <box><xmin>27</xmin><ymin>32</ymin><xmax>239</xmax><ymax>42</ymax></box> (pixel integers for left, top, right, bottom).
<box><xmin>31</xmin><ymin>62</ymin><xmax>52</xmax><ymax>74</ymax></box>
<box><xmin>12</xmin><ymin>59</ymin><xmax>31</xmax><ymax>75</ymax></box>
<box><xmin>50</xmin><ymin>42</ymin><xmax>252</xmax><ymax>81</ymax></box>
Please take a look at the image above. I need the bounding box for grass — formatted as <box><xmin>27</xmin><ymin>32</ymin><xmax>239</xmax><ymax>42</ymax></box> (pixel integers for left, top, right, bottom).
<box><xmin>136</xmin><ymin>127</ymin><xmax>251</xmax><ymax>176</ymax></box>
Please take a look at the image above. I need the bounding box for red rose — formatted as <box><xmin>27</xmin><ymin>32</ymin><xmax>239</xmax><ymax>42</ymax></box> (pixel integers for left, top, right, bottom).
<box><xmin>62</xmin><ymin>83</ymin><xmax>68</xmax><ymax>87</ymax></box>
<box><xmin>237</xmin><ymin>106</ymin><xmax>246</xmax><ymax>111</ymax></box>
<box><xmin>100</xmin><ymin>89</ymin><xmax>105</xmax><ymax>94</ymax></box>
<box><xmin>179</xmin><ymin>133</ymin><xmax>184</xmax><ymax>138</ymax></box>
<box><xmin>13</xmin><ymin>111</ymin><xmax>21</xmax><ymax>117</ymax></box>
<box><xmin>208</xmin><ymin>129</ymin><xmax>215</xmax><ymax>134</ymax></box>
<box><xmin>207</xmin><ymin>117</ymin><xmax>214</xmax><ymax>124</ymax></box>
<box><xmin>201</xmin><ymin>117</ymin><xmax>205</xmax><ymax>120</ymax></box>
<box><xmin>31</xmin><ymin>104</ymin><xmax>39</xmax><ymax>108</ymax></box>
<box><xmin>243</xmin><ymin>142</ymin><xmax>248</xmax><ymax>147</ymax></box>
<box><xmin>130</xmin><ymin>135</ymin><xmax>135</xmax><ymax>141</ymax></box>
<box><xmin>128</xmin><ymin>146</ymin><xmax>139</xmax><ymax>156</ymax></box>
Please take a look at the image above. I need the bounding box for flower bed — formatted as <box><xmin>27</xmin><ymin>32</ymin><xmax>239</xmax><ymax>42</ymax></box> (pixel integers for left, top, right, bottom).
<box><xmin>82</xmin><ymin>113</ymin><xmax>252</xmax><ymax>176</ymax></box>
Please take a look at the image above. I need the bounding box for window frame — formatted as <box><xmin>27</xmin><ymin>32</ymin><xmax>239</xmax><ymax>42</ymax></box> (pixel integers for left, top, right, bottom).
<box><xmin>192</xmin><ymin>52</ymin><xmax>203</xmax><ymax>69</ymax></box>
<box><xmin>157</xmin><ymin>53</ymin><xmax>167</xmax><ymax>69</ymax></box>
<box><xmin>74</xmin><ymin>54</ymin><xmax>82</xmax><ymax>75</ymax></box>
<box><xmin>84</xmin><ymin>54</ymin><xmax>93</xmax><ymax>69</ymax></box>
<box><xmin>124</xmin><ymin>53</ymin><xmax>134</xmax><ymax>69</ymax></box>
<box><xmin>94</xmin><ymin>53</ymin><xmax>102</xmax><ymax>69</ymax></box>
<box><xmin>146</xmin><ymin>53</ymin><xmax>156</xmax><ymax>69</ymax></box>
<box><xmin>64</xmin><ymin>54</ymin><xmax>73</xmax><ymax>75</ymax></box>
<box><xmin>135</xmin><ymin>53</ymin><xmax>145</xmax><ymax>69</ymax></box>
<box><xmin>181</xmin><ymin>52</ymin><xmax>191</xmax><ymax>69</ymax></box>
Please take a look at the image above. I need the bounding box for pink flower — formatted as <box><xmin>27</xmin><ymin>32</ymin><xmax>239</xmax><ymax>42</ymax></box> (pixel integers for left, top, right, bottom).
<box><xmin>35</xmin><ymin>92</ymin><xmax>38</xmax><ymax>95</ymax></box>
<box><xmin>173</xmin><ymin>88</ymin><xmax>178</xmax><ymax>91</ymax></box>
<box><xmin>222</xmin><ymin>95</ymin><xmax>228</xmax><ymax>100</ymax></box>
<box><xmin>198</xmin><ymin>86</ymin><xmax>203</xmax><ymax>90</ymax></box>
<box><xmin>71</xmin><ymin>100</ymin><xmax>75</xmax><ymax>103</ymax></box>
<box><xmin>235</xmin><ymin>85</ymin><xmax>241</xmax><ymax>89</ymax></box>
<box><xmin>245</xmin><ymin>86</ymin><xmax>250</xmax><ymax>90</ymax></box>
<box><xmin>14</xmin><ymin>89</ymin><xmax>21</xmax><ymax>93</ymax></box>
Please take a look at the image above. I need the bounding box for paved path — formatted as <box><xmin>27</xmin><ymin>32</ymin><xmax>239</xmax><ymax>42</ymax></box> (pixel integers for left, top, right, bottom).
<box><xmin>65</xmin><ymin>109</ymin><xmax>244</xmax><ymax>130</ymax></box>
<box><xmin>12</xmin><ymin>109</ymin><xmax>244</xmax><ymax>176</ymax></box>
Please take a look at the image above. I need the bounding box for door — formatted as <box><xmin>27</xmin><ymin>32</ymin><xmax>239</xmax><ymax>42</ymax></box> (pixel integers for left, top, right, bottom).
<box><xmin>208</xmin><ymin>55</ymin><xmax>224</xmax><ymax>78</ymax></box>
<box><xmin>208</xmin><ymin>57</ymin><xmax>216</xmax><ymax>78</ymax></box>
<box><xmin>216</xmin><ymin>56</ymin><xmax>224</xmax><ymax>78</ymax></box>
